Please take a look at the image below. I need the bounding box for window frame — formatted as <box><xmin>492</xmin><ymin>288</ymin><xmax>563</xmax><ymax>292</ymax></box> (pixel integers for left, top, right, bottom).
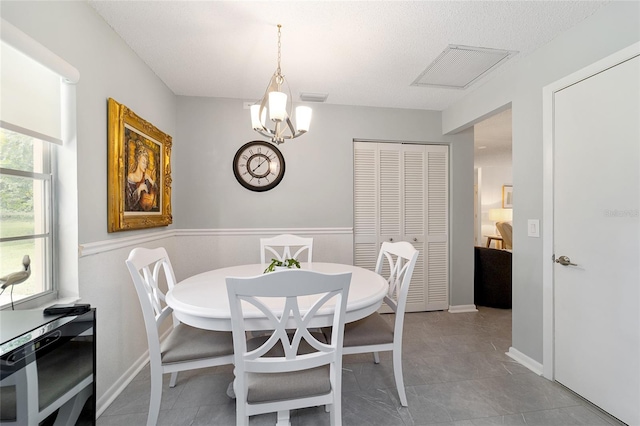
<box><xmin>0</xmin><ymin>129</ymin><xmax>56</xmax><ymax>309</ymax></box>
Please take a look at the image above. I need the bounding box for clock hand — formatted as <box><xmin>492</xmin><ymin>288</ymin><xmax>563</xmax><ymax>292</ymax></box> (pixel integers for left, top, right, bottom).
<box><xmin>252</xmin><ymin>157</ymin><xmax>268</xmax><ymax>173</ymax></box>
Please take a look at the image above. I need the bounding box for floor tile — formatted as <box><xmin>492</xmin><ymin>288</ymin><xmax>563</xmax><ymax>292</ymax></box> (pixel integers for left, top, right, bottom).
<box><xmin>97</xmin><ymin>307</ymin><xmax>624</xmax><ymax>426</ymax></box>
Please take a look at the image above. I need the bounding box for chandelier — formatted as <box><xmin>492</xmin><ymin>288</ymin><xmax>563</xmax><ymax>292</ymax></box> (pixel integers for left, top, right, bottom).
<box><xmin>250</xmin><ymin>25</ymin><xmax>311</xmax><ymax>145</ymax></box>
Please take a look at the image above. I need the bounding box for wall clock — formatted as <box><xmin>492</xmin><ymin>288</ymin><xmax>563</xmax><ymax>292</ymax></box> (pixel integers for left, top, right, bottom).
<box><xmin>232</xmin><ymin>141</ymin><xmax>285</xmax><ymax>192</ymax></box>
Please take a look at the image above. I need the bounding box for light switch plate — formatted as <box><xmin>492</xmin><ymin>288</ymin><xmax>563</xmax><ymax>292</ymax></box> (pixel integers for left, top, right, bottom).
<box><xmin>528</xmin><ymin>219</ymin><xmax>540</xmax><ymax>237</ymax></box>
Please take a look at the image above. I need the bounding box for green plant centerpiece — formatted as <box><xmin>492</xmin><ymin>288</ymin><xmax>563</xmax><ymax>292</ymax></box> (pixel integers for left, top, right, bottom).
<box><xmin>264</xmin><ymin>258</ymin><xmax>301</xmax><ymax>273</ymax></box>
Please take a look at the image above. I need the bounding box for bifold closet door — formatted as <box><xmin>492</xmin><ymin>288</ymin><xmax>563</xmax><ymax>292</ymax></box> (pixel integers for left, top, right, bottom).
<box><xmin>354</xmin><ymin>141</ymin><xmax>449</xmax><ymax>312</ymax></box>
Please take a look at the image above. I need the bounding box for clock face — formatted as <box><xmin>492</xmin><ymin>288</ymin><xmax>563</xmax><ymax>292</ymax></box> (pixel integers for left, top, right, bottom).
<box><xmin>233</xmin><ymin>141</ymin><xmax>285</xmax><ymax>192</ymax></box>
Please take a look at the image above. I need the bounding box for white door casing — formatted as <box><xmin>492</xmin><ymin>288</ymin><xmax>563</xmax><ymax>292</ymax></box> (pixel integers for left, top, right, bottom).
<box><xmin>542</xmin><ymin>43</ymin><xmax>639</xmax><ymax>425</ymax></box>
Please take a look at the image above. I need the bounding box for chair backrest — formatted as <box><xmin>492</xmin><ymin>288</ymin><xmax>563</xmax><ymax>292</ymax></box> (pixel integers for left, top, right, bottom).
<box><xmin>226</xmin><ymin>269</ymin><xmax>350</xmax><ymax>378</ymax></box>
<box><xmin>125</xmin><ymin>247</ymin><xmax>178</xmax><ymax>365</ymax></box>
<box><xmin>375</xmin><ymin>241</ymin><xmax>419</xmax><ymax>331</ymax></box>
<box><xmin>496</xmin><ymin>222</ymin><xmax>513</xmax><ymax>249</ymax></box>
<box><xmin>260</xmin><ymin>234</ymin><xmax>313</xmax><ymax>265</ymax></box>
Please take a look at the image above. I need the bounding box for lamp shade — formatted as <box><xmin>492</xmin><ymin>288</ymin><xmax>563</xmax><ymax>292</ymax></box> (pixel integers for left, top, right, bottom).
<box><xmin>268</xmin><ymin>91</ymin><xmax>287</xmax><ymax>122</ymax></box>
<box><xmin>489</xmin><ymin>208</ymin><xmax>513</xmax><ymax>222</ymax></box>
<box><xmin>250</xmin><ymin>105</ymin><xmax>264</xmax><ymax>130</ymax></box>
<box><xmin>295</xmin><ymin>106</ymin><xmax>312</xmax><ymax>132</ymax></box>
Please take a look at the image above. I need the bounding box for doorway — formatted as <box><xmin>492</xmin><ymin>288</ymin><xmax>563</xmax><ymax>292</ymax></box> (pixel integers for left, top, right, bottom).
<box><xmin>473</xmin><ymin>108</ymin><xmax>513</xmax><ymax>248</ymax></box>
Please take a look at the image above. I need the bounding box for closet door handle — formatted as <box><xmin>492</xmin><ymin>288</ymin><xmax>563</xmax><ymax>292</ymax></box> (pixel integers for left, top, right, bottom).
<box><xmin>389</xmin><ymin>238</ymin><xmax>393</xmax><ymax>242</ymax></box>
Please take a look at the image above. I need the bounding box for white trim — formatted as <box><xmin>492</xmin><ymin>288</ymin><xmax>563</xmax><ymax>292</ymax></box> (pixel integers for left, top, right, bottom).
<box><xmin>96</xmin><ymin>350</ymin><xmax>148</xmax><ymax>417</ymax></box>
<box><xmin>541</xmin><ymin>41</ymin><xmax>640</xmax><ymax>381</ymax></box>
<box><xmin>1</xmin><ymin>18</ymin><xmax>79</xmax><ymax>84</ymax></box>
<box><xmin>448</xmin><ymin>304</ymin><xmax>478</xmax><ymax>313</ymax></box>
<box><xmin>506</xmin><ymin>347</ymin><xmax>543</xmax><ymax>375</ymax></box>
<box><xmin>95</xmin><ymin>327</ymin><xmax>171</xmax><ymax>417</ymax></box>
<box><xmin>79</xmin><ymin>227</ymin><xmax>353</xmax><ymax>257</ymax></box>
<box><xmin>79</xmin><ymin>230</ymin><xmax>174</xmax><ymax>257</ymax></box>
<box><xmin>175</xmin><ymin>227</ymin><xmax>352</xmax><ymax>237</ymax></box>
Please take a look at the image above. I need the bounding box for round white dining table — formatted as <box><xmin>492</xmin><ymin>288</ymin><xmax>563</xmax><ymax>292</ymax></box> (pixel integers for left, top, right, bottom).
<box><xmin>165</xmin><ymin>262</ymin><xmax>388</xmax><ymax>332</ymax></box>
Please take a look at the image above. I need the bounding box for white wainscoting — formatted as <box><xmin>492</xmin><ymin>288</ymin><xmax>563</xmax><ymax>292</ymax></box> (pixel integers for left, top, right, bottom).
<box><xmin>81</xmin><ymin>227</ymin><xmax>354</xmax><ymax>415</ymax></box>
<box><xmin>169</xmin><ymin>228</ymin><xmax>354</xmax><ymax>281</ymax></box>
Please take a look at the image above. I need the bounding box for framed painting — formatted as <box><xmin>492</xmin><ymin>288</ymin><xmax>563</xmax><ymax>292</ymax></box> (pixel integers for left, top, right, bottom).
<box><xmin>502</xmin><ymin>185</ymin><xmax>513</xmax><ymax>209</ymax></box>
<box><xmin>107</xmin><ymin>98</ymin><xmax>172</xmax><ymax>232</ymax></box>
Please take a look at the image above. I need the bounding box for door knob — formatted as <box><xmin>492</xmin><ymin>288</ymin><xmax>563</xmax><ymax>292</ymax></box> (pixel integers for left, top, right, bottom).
<box><xmin>413</xmin><ymin>238</ymin><xmax>418</xmax><ymax>242</ymax></box>
<box><xmin>555</xmin><ymin>255</ymin><xmax>578</xmax><ymax>266</ymax></box>
<box><xmin>389</xmin><ymin>238</ymin><xmax>393</xmax><ymax>242</ymax></box>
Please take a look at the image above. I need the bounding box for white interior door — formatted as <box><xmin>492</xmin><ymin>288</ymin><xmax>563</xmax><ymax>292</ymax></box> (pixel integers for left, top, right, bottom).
<box><xmin>553</xmin><ymin>53</ymin><xmax>639</xmax><ymax>425</ymax></box>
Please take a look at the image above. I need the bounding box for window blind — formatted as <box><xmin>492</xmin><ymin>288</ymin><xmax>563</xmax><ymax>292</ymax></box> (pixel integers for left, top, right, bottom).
<box><xmin>0</xmin><ymin>19</ymin><xmax>79</xmax><ymax>145</ymax></box>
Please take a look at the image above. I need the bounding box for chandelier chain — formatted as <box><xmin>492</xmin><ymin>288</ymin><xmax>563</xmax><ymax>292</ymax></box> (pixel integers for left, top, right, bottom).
<box><xmin>276</xmin><ymin>24</ymin><xmax>282</xmax><ymax>78</ymax></box>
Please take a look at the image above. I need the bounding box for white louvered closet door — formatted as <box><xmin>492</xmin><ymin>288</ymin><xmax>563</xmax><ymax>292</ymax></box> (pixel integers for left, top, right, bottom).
<box><xmin>354</xmin><ymin>141</ymin><xmax>449</xmax><ymax>312</ymax></box>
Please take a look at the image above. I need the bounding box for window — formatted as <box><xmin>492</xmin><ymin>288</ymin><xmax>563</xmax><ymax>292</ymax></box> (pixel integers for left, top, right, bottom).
<box><xmin>0</xmin><ymin>126</ymin><xmax>54</xmax><ymax>308</ymax></box>
<box><xmin>1</xmin><ymin>23</ymin><xmax>79</xmax><ymax>310</ymax></box>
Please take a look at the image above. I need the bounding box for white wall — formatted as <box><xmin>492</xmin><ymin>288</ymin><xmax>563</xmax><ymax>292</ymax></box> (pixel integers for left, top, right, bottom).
<box><xmin>443</xmin><ymin>1</ymin><xmax>640</xmax><ymax>364</ymax></box>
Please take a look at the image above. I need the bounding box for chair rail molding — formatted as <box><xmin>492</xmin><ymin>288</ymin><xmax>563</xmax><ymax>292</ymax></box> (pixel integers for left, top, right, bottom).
<box><xmin>79</xmin><ymin>228</ymin><xmax>353</xmax><ymax>257</ymax></box>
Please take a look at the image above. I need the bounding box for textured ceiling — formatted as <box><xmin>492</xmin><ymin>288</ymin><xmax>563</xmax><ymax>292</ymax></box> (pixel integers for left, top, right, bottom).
<box><xmin>89</xmin><ymin>0</ymin><xmax>608</xmax><ymax>112</ymax></box>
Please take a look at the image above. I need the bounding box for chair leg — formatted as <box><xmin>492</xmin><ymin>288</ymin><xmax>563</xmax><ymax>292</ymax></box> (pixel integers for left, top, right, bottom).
<box><xmin>373</xmin><ymin>351</ymin><xmax>380</xmax><ymax>364</ymax></box>
<box><xmin>169</xmin><ymin>371</ymin><xmax>178</xmax><ymax>387</ymax></box>
<box><xmin>330</xmin><ymin>392</ymin><xmax>341</xmax><ymax>425</ymax></box>
<box><xmin>148</xmin><ymin>369</ymin><xmax>162</xmax><ymax>426</ymax></box>
<box><xmin>235</xmin><ymin>406</ymin><xmax>248</xmax><ymax>426</ymax></box>
<box><xmin>276</xmin><ymin>410</ymin><xmax>291</xmax><ymax>426</ymax></box>
<box><xmin>392</xmin><ymin>348</ymin><xmax>407</xmax><ymax>406</ymax></box>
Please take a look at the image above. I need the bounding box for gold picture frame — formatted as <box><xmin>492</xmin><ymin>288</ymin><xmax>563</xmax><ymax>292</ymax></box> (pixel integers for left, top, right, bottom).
<box><xmin>502</xmin><ymin>185</ymin><xmax>513</xmax><ymax>209</ymax></box>
<box><xmin>107</xmin><ymin>98</ymin><xmax>172</xmax><ymax>232</ymax></box>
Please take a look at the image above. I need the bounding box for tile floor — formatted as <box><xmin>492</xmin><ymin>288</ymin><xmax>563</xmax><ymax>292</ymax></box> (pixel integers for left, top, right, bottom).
<box><xmin>97</xmin><ymin>307</ymin><xmax>623</xmax><ymax>425</ymax></box>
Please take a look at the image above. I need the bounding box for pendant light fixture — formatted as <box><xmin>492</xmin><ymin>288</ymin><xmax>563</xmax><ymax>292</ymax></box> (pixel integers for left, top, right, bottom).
<box><xmin>250</xmin><ymin>25</ymin><xmax>311</xmax><ymax>145</ymax></box>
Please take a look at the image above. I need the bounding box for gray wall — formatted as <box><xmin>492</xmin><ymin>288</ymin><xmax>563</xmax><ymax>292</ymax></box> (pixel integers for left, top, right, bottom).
<box><xmin>1</xmin><ymin>0</ymin><xmax>177</xmax><ymax>405</ymax></box>
<box><xmin>443</xmin><ymin>1</ymin><xmax>640</xmax><ymax>363</ymax></box>
<box><xmin>174</xmin><ymin>97</ymin><xmax>471</xmax><ymax>228</ymax></box>
<box><xmin>174</xmin><ymin>97</ymin><xmax>475</xmax><ymax>306</ymax></box>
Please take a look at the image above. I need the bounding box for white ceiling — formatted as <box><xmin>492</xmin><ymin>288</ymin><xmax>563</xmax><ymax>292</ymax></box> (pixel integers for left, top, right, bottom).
<box><xmin>88</xmin><ymin>1</ymin><xmax>608</xmax><ymax>112</ymax></box>
<box><xmin>88</xmin><ymin>1</ymin><xmax>608</xmax><ymax>156</ymax></box>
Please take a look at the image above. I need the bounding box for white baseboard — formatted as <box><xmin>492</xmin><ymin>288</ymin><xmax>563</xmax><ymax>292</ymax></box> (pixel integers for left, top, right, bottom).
<box><xmin>96</xmin><ymin>327</ymin><xmax>171</xmax><ymax>417</ymax></box>
<box><xmin>448</xmin><ymin>304</ymin><xmax>478</xmax><ymax>313</ymax></box>
<box><xmin>506</xmin><ymin>346</ymin><xmax>543</xmax><ymax>375</ymax></box>
<box><xmin>96</xmin><ymin>349</ymin><xmax>149</xmax><ymax>417</ymax></box>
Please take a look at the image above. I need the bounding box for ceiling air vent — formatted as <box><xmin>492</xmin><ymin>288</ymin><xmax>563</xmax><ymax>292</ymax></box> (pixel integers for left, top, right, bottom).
<box><xmin>299</xmin><ymin>92</ymin><xmax>328</xmax><ymax>102</ymax></box>
<box><xmin>411</xmin><ymin>45</ymin><xmax>518</xmax><ymax>90</ymax></box>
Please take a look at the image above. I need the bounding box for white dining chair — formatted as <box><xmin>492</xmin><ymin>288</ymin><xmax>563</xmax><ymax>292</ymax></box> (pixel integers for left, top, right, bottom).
<box><xmin>260</xmin><ymin>234</ymin><xmax>313</xmax><ymax>265</ymax></box>
<box><xmin>126</xmin><ymin>247</ymin><xmax>234</xmax><ymax>426</ymax></box>
<box><xmin>226</xmin><ymin>269</ymin><xmax>351</xmax><ymax>426</ymax></box>
<box><xmin>323</xmin><ymin>241</ymin><xmax>418</xmax><ymax>407</ymax></box>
